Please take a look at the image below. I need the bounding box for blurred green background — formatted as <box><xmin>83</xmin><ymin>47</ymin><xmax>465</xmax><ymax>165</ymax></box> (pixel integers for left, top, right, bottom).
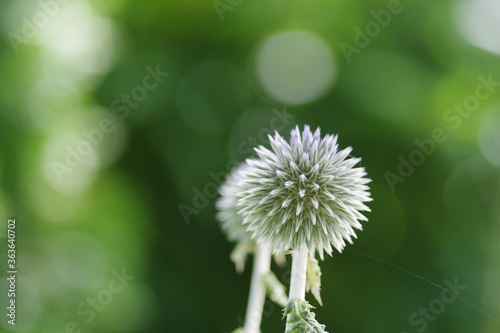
<box><xmin>0</xmin><ymin>0</ymin><xmax>499</xmax><ymax>332</ymax></box>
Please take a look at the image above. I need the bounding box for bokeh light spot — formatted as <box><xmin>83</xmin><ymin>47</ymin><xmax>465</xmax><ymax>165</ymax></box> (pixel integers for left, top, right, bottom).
<box><xmin>454</xmin><ymin>0</ymin><xmax>500</xmax><ymax>55</ymax></box>
<box><xmin>254</xmin><ymin>29</ymin><xmax>336</xmax><ymax>105</ymax></box>
<box><xmin>37</xmin><ymin>0</ymin><xmax>120</xmax><ymax>78</ymax></box>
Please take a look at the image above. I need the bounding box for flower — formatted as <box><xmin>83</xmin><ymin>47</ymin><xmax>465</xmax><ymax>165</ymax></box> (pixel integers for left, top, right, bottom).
<box><xmin>237</xmin><ymin>125</ymin><xmax>371</xmax><ymax>257</ymax></box>
<box><xmin>216</xmin><ymin>163</ymin><xmax>252</xmax><ymax>243</ymax></box>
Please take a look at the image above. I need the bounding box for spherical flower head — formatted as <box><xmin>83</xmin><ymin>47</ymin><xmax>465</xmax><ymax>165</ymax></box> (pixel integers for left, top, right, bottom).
<box><xmin>216</xmin><ymin>164</ymin><xmax>253</xmax><ymax>243</ymax></box>
<box><xmin>237</xmin><ymin>125</ymin><xmax>372</xmax><ymax>257</ymax></box>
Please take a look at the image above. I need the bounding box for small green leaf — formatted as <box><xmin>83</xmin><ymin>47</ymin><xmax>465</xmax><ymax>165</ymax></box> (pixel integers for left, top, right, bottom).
<box><xmin>283</xmin><ymin>300</ymin><xmax>328</xmax><ymax>333</ymax></box>
<box><xmin>262</xmin><ymin>272</ymin><xmax>288</xmax><ymax>307</ymax></box>
<box><xmin>230</xmin><ymin>242</ymin><xmax>255</xmax><ymax>273</ymax></box>
<box><xmin>273</xmin><ymin>252</ymin><xmax>287</xmax><ymax>267</ymax></box>
<box><xmin>306</xmin><ymin>255</ymin><xmax>323</xmax><ymax>306</ymax></box>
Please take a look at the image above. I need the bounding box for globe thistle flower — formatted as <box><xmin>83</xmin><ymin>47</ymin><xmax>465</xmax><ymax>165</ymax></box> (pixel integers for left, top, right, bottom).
<box><xmin>236</xmin><ymin>125</ymin><xmax>371</xmax><ymax>333</ymax></box>
<box><xmin>216</xmin><ymin>163</ymin><xmax>252</xmax><ymax>244</ymax></box>
<box><xmin>237</xmin><ymin>125</ymin><xmax>372</xmax><ymax>257</ymax></box>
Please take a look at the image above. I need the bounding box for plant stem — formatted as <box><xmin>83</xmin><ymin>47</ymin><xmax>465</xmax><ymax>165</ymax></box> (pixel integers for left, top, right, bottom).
<box><xmin>244</xmin><ymin>243</ymin><xmax>272</xmax><ymax>333</ymax></box>
<box><xmin>286</xmin><ymin>244</ymin><xmax>309</xmax><ymax>331</ymax></box>
<box><xmin>289</xmin><ymin>244</ymin><xmax>309</xmax><ymax>300</ymax></box>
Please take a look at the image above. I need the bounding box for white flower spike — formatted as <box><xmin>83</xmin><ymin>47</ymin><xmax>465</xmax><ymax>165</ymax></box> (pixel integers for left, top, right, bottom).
<box><xmin>238</xmin><ymin>125</ymin><xmax>372</xmax><ymax>258</ymax></box>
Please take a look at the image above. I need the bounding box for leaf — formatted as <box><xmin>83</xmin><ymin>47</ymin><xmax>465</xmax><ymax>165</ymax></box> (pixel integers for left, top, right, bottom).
<box><xmin>262</xmin><ymin>272</ymin><xmax>288</xmax><ymax>307</ymax></box>
<box><xmin>230</xmin><ymin>242</ymin><xmax>255</xmax><ymax>273</ymax></box>
<box><xmin>306</xmin><ymin>255</ymin><xmax>323</xmax><ymax>305</ymax></box>
<box><xmin>273</xmin><ymin>252</ymin><xmax>287</xmax><ymax>268</ymax></box>
<box><xmin>283</xmin><ymin>300</ymin><xmax>328</xmax><ymax>333</ymax></box>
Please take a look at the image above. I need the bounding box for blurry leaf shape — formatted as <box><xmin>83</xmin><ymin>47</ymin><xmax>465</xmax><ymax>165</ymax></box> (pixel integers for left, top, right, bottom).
<box><xmin>306</xmin><ymin>255</ymin><xmax>323</xmax><ymax>306</ymax></box>
<box><xmin>273</xmin><ymin>252</ymin><xmax>287</xmax><ymax>268</ymax></box>
<box><xmin>231</xmin><ymin>242</ymin><xmax>255</xmax><ymax>273</ymax></box>
<box><xmin>262</xmin><ymin>272</ymin><xmax>288</xmax><ymax>307</ymax></box>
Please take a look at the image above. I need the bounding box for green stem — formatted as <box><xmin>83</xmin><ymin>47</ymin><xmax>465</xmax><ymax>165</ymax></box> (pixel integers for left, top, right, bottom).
<box><xmin>286</xmin><ymin>244</ymin><xmax>309</xmax><ymax>331</ymax></box>
<box><xmin>289</xmin><ymin>244</ymin><xmax>308</xmax><ymax>300</ymax></box>
<box><xmin>244</xmin><ymin>243</ymin><xmax>272</xmax><ymax>333</ymax></box>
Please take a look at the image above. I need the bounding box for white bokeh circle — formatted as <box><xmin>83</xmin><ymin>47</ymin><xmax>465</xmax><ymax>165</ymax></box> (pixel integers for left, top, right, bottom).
<box><xmin>454</xmin><ymin>0</ymin><xmax>500</xmax><ymax>55</ymax></box>
<box><xmin>254</xmin><ymin>29</ymin><xmax>336</xmax><ymax>105</ymax></box>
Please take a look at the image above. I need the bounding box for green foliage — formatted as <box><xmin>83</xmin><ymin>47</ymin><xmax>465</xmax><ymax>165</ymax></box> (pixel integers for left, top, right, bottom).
<box><xmin>284</xmin><ymin>300</ymin><xmax>328</xmax><ymax>333</ymax></box>
<box><xmin>306</xmin><ymin>256</ymin><xmax>323</xmax><ymax>306</ymax></box>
